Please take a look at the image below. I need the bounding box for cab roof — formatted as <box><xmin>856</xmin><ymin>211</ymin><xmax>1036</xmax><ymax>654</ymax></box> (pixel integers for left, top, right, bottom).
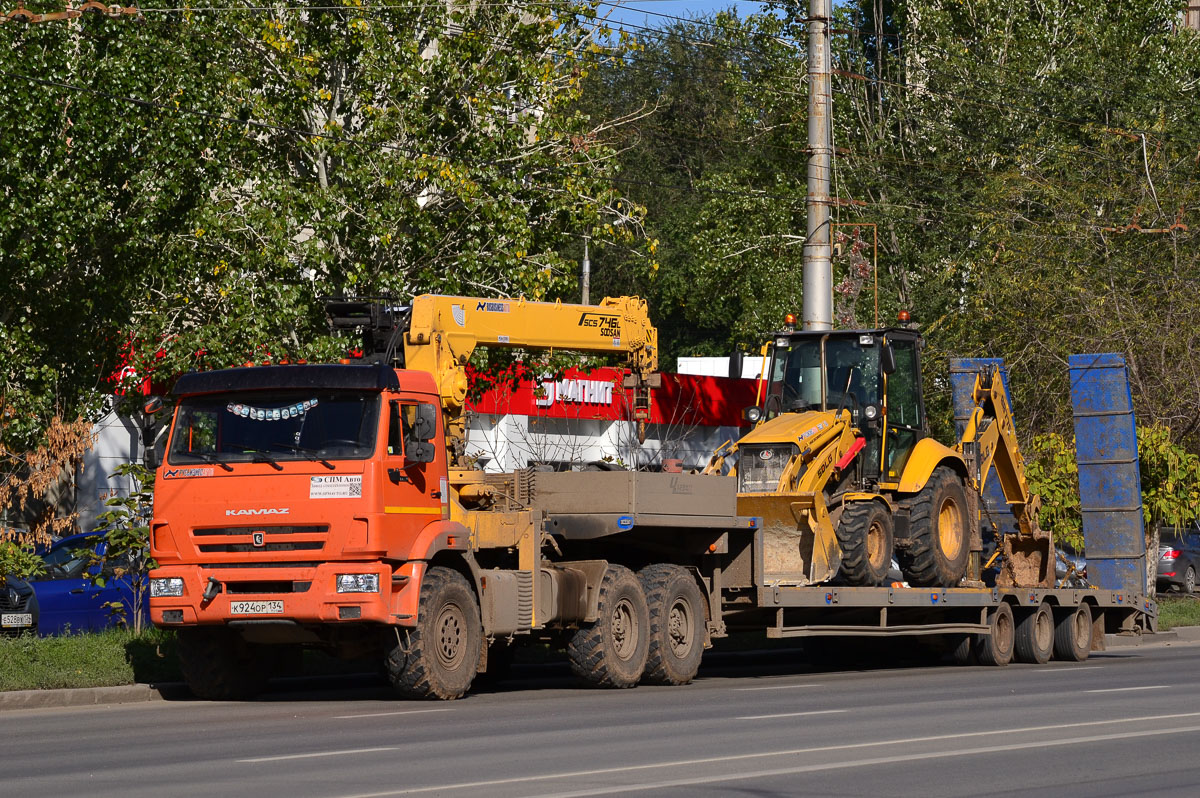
<box><xmin>171</xmin><ymin>363</ymin><xmax>401</xmax><ymax>396</ymax></box>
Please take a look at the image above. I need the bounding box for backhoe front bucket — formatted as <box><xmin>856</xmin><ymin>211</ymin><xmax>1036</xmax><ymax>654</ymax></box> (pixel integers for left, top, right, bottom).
<box><xmin>739</xmin><ymin>492</ymin><xmax>840</xmax><ymax>585</ymax></box>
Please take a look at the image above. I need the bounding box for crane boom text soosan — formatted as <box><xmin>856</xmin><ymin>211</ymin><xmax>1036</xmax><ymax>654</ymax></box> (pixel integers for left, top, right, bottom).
<box><xmin>148</xmin><ymin>298</ymin><xmax>1152</xmax><ymax>700</ymax></box>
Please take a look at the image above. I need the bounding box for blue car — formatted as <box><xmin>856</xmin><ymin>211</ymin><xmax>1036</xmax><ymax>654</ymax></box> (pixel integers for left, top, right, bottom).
<box><xmin>32</xmin><ymin>532</ymin><xmax>142</xmax><ymax>635</ymax></box>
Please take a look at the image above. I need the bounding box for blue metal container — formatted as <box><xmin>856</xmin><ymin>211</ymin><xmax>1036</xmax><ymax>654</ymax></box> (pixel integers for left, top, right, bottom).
<box><xmin>1069</xmin><ymin>353</ymin><xmax>1146</xmax><ymax>595</ymax></box>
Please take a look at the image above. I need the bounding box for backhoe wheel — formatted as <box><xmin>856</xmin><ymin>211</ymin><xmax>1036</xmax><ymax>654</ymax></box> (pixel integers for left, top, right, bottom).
<box><xmin>1053</xmin><ymin>604</ymin><xmax>1092</xmax><ymax>662</ymax></box>
<box><xmin>387</xmin><ymin>567</ymin><xmax>481</xmax><ymax>700</ymax></box>
<box><xmin>1014</xmin><ymin>602</ymin><xmax>1054</xmax><ymax>664</ymax></box>
<box><xmin>568</xmin><ymin>565</ymin><xmax>649</xmax><ymax>688</ymax></box>
<box><xmin>900</xmin><ymin>467</ymin><xmax>970</xmax><ymax>587</ymax></box>
<box><xmin>974</xmin><ymin>602</ymin><xmax>1015</xmax><ymax>666</ymax></box>
<box><xmin>836</xmin><ymin>501</ymin><xmax>895</xmax><ymax>586</ymax></box>
<box><xmin>177</xmin><ymin>627</ymin><xmax>271</xmax><ymax>701</ymax></box>
<box><xmin>639</xmin><ymin>564</ymin><xmax>706</xmax><ymax>686</ymax></box>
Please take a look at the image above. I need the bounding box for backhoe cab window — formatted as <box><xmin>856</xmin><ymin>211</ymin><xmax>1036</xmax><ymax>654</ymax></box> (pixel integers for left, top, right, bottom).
<box><xmin>167</xmin><ymin>391</ymin><xmax>380</xmax><ymax>464</ymax></box>
<box><xmin>767</xmin><ymin>337</ymin><xmax>881</xmax><ymax>417</ymax></box>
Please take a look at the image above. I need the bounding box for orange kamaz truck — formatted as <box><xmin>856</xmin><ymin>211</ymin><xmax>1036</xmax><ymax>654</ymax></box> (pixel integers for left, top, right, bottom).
<box><xmin>149</xmin><ymin>297</ymin><xmax>1153</xmax><ymax>700</ymax></box>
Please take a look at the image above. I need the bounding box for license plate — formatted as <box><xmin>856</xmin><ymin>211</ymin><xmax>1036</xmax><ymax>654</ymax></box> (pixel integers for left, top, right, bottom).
<box><xmin>1</xmin><ymin>613</ymin><xmax>33</xmax><ymax>628</ymax></box>
<box><xmin>229</xmin><ymin>600</ymin><xmax>283</xmax><ymax>615</ymax></box>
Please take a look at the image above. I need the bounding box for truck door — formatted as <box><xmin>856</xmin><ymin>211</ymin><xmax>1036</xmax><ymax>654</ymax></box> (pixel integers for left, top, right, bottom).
<box><xmin>382</xmin><ymin>399</ymin><xmax>444</xmax><ymax>526</ymax></box>
<box><xmin>882</xmin><ymin>337</ymin><xmax>925</xmax><ymax>481</ymax></box>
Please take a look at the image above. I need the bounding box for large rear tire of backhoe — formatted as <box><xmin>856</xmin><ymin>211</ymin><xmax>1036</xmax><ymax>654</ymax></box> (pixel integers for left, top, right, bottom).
<box><xmin>899</xmin><ymin>467</ymin><xmax>969</xmax><ymax>587</ymax></box>
<box><xmin>974</xmin><ymin>602</ymin><xmax>1015</xmax><ymax>666</ymax></box>
<box><xmin>386</xmin><ymin>567</ymin><xmax>482</xmax><ymax>700</ymax></box>
<box><xmin>177</xmin><ymin>627</ymin><xmax>272</xmax><ymax>701</ymax></box>
<box><xmin>568</xmin><ymin>565</ymin><xmax>649</xmax><ymax>688</ymax></box>
<box><xmin>639</xmin><ymin>564</ymin><xmax>706</xmax><ymax>686</ymax></box>
<box><xmin>836</xmin><ymin>501</ymin><xmax>894</xmax><ymax>586</ymax></box>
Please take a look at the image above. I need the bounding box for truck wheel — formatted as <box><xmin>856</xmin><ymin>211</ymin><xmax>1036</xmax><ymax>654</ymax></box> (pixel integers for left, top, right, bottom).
<box><xmin>639</xmin><ymin>564</ymin><xmax>706</xmax><ymax>686</ymax></box>
<box><xmin>568</xmin><ymin>565</ymin><xmax>649</xmax><ymax>688</ymax></box>
<box><xmin>387</xmin><ymin>567</ymin><xmax>481</xmax><ymax>700</ymax></box>
<box><xmin>1053</xmin><ymin>604</ymin><xmax>1092</xmax><ymax>662</ymax></box>
<box><xmin>900</xmin><ymin>467</ymin><xmax>969</xmax><ymax>587</ymax></box>
<box><xmin>177</xmin><ymin>627</ymin><xmax>271</xmax><ymax>700</ymax></box>
<box><xmin>836</xmin><ymin>501</ymin><xmax>894</xmax><ymax>586</ymax></box>
<box><xmin>974</xmin><ymin>602</ymin><xmax>1015</xmax><ymax>666</ymax></box>
<box><xmin>1014</xmin><ymin>602</ymin><xmax>1054</xmax><ymax>664</ymax></box>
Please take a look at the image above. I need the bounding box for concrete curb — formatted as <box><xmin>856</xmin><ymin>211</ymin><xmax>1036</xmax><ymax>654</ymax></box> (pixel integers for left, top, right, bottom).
<box><xmin>0</xmin><ymin>682</ymin><xmax>178</xmax><ymax>712</ymax></box>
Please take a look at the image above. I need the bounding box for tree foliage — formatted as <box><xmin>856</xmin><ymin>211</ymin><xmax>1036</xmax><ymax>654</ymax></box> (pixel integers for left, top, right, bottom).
<box><xmin>1</xmin><ymin>1</ymin><xmax>644</xmax><ymax>458</ymax></box>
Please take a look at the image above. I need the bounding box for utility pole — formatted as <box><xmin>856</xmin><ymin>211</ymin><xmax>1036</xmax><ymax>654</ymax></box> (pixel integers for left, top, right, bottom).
<box><xmin>581</xmin><ymin>236</ymin><xmax>591</xmax><ymax>305</ymax></box>
<box><xmin>803</xmin><ymin>0</ymin><xmax>833</xmax><ymax>330</ymax></box>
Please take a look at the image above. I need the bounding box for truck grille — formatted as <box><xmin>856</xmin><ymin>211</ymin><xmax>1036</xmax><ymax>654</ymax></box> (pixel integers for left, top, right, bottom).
<box><xmin>192</xmin><ymin>525</ymin><xmax>329</xmax><ymax>555</ymax></box>
<box><xmin>738</xmin><ymin>446</ymin><xmax>796</xmax><ymax>493</ymax></box>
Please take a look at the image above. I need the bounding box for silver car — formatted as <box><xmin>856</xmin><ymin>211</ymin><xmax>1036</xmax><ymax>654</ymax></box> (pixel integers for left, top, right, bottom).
<box><xmin>1158</xmin><ymin>524</ymin><xmax>1200</xmax><ymax>594</ymax></box>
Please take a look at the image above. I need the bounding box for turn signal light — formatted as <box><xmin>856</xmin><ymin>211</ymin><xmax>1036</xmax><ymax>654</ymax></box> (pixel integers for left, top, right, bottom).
<box><xmin>1163</xmin><ymin>549</ymin><xmax>1181</xmax><ymax>560</ymax></box>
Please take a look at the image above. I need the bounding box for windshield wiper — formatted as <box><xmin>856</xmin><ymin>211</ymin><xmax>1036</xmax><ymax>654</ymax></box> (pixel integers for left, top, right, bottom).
<box><xmin>270</xmin><ymin>443</ymin><xmax>336</xmax><ymax>470</ymax></box>
<box><xmin>244</xmin><ymin>449</ymin><xmax>284</xmax><ymax>471</ymax></box>
<box><xmin>192</xmin><ymin>452</ymin><xmax>233</xmax><ymax>472</ymax></box>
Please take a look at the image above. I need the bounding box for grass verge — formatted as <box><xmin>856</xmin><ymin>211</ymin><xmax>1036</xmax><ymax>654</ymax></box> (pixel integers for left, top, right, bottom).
<box><xmin>0</xmin><ymin>627</ymin><xmax>180</xmax><ymax>692</ymax></box>
<box><xmin>1156</xmin><ymin>595</ymin><xmax>1200</xmax><ymax>630</ymax></box>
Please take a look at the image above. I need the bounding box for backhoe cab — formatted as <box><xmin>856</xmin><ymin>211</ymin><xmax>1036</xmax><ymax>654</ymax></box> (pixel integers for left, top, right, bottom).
<box><xmin>711</xmin><ymin>325</ymin><xmax>1046</xmax><ymax>591</ymax></box>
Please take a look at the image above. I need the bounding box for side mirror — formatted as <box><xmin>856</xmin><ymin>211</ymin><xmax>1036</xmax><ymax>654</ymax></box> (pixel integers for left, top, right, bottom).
<box><xmin>881</xmin><ymin>344</ymin><xmax>896</xmax><ymax>375</ymax></box>
<box><xmin>406</xmin><ymin>441</ymin><xmax>436</xmax><ymax>464</ymax></box>
<box><xmin>143</xmin><ymin>396</ymin><xmax>164</xmax><ymax>415</ymax></box>
<box><xmin>728</xmin><ymin>351</ymin><xmax>744</xmax><ymax>380</ymax></box>
<box><xmin>411</xmin><ymin>403</ymin><xmax>437</xmax><ymax>442</ymax></box>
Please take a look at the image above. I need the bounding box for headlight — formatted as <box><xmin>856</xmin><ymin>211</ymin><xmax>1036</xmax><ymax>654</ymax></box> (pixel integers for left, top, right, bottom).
<box><xmin>742</xmin><ymin>406</ymin><xmax>764</xmax><ymax>424</ymax></box>
<box><xmin>336</xmin><ymin>573</ymin><xmax>380</xmax><ymax>593</ymax></box>
<box><xmin>150</xmin><ymin>577</ymin><xmax>184</xmax><ymax>598</ymax></box>
<box><xmin>863</xmin><ymin>404</ymin><xmax>879</xmax><ymax>421</ymax></box>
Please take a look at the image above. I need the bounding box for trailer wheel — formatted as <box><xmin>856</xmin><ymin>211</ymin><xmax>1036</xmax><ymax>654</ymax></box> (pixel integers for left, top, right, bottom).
<box><xmin>836</xmin><ymin>501</ymin><xmax>894</xmax><ymax>586</ymax></box>
<box><xmin>177</xmin><ymin>627</ymin><xmax>271</xmax><ymax>700</ymax></box>
<box><xmin>974</xmin><ymin>602</ymin><xmax>1015</xmax><ymax>666</ymax></box>
<box><xmin>1014</xmin><ymin>602</ymin><xmax>1054</xmax><ymax>664</ymax></box>
<box><xmin>900</xmin><ymin>467</ymin><xmax>969</xmax><ymax>587</ymax></box>
<box><xmin>951</xmin><ymin>634</ymin><xmax>977</xmax><ymax>666</ymax></box>
<box><xmin>1053</xmin><ymin>604</ymin><xmax>1092</xmax><ymax>662</ymax></box>
<box><xmin>639</xmin><ymin>564</ymin><xmax>706</xmax><ymax>685</ymax></box>
<box><xmin>568</xmin><ymin>565</ymin><xmax>649</xmax><ymax>688</ymax></box>
<box><xmin>387</xmin><ymin>567</ymin><xmax>481</xmax><ymax>700</ymax></box>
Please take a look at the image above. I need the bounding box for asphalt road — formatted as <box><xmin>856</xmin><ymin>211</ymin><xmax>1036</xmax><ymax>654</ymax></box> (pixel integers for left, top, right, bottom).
<box><xmin>7</xmin><ymin>642</ymin><xmax>1200</xmax><ymax>798</ymax></box>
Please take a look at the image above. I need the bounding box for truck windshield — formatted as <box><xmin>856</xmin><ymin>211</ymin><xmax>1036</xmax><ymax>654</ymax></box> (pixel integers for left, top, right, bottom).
<box><xmin>167</xmin><ymin>391</ymin><xmax>381</xmax><ymax>465</ymax></box>
<box><xmin>766</xmin><ymin>336</ymin><xmax>881</xmax><ymax>415</ymax></box>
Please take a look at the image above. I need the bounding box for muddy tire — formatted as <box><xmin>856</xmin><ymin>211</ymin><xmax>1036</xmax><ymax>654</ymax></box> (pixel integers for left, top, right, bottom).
<box><xmin>177</xmin><ymin>627</ymin><xmax>271</xmax><ymax>701</ymax></box>
<box><xmin>639</xmin><ymin>564</ymin><xmax>706</xmax><ymax>686</ymax></box>
<box><xmin>1053</xmin><ymin>604</ymin><xmax>1092</xmax><ymax>662</ymax></box>
<box><xmin>387</xmin><ymin>567</ymin><xmax>481</xmax><ymax>700</ymax></box>
<box><xmin>836</xmin><ymin>501</ymin><xmax>894</xmax><ymax>586</ymax></box>
<box><xmin>568</xmin><ymin>565</ymin><xmax>649</xmax><ymax>688</ymax></box>
<box><xmin>1014</xmin><ymin>602</ymin><xmax>1054</xmax><ymax>664</ymax></box>
<box><xmin>974</xmin><ymin>602</ymin><xmax>1015</xmax><ymax>666</ymax></box>
<box><xmin>899</xmin><ymin>467</ymin><xmax>969</xmax><ymax>587</ymax></box>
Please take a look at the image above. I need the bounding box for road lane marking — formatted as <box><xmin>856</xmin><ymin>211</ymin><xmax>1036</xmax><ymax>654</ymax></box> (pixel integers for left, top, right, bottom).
<box><xmin>735</xmin><ymin>683</ymin><xmax>824</xmax><ymax>691</ymax></box>
<box><xmin>1083</xmin><ymin>685</ymin><xmax>1170</xmax><ymax>694</ymax></box>
<box><xmin>737</xmin><ymin>709</ymin><xmax>847</xmax><ymax>720</ymax></box>
<box><xmin>239</xmin><ymin>747</ymin><xmax>398</xmax><ymax>763</ymax></box>
<box><xmin>333</xmin><ymin>709</ymin><xmax>452</xmax><ymax>720</ymax></box>
<box><xmin>1033</xmin><ymin>666</ymin><xmax>1102</xmax><ymax>672</ymax></box>
<box><xmin>332</xmin><ymin>711</ymin><xmax>1200</xmax><ymax>798</ymax></box>
<box><xmin>534</xmin><ymin>723</ymin><xmax>1200</xmax><ymax>797</ymax></box>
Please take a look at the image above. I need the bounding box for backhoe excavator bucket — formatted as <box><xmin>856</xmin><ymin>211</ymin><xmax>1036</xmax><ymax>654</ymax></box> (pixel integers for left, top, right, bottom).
<box><xmin>739</xmin><ymin>493</ymin><xmax>840</xmax><ymax>585</ymax></box>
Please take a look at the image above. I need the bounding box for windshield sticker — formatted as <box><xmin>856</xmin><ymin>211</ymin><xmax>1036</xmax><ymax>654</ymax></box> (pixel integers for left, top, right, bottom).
<box><xmin>310</xmin><ymin>475</ymin><xmax>363</xmax><ymax>499</ymax></box>
<box><xmin>228</xmin><ymin>399</ymin><xmax>318</xmax><ymax>421</ymax></box>
<box><xmin>164</xmin><ymin>467</ymin><xmax>215</xmax><ymax>479</ymax></box>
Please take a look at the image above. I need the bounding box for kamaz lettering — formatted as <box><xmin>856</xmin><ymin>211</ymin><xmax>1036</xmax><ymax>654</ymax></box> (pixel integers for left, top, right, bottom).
<box><xmin>225</xmin><ymin>508</ymin><xmax>290</xmax><ymax>516</ymax></box>
<box><xmin>579</xmin><ymin>313</ymin><xmax>621</xmax><ymax>337</ymax></box>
